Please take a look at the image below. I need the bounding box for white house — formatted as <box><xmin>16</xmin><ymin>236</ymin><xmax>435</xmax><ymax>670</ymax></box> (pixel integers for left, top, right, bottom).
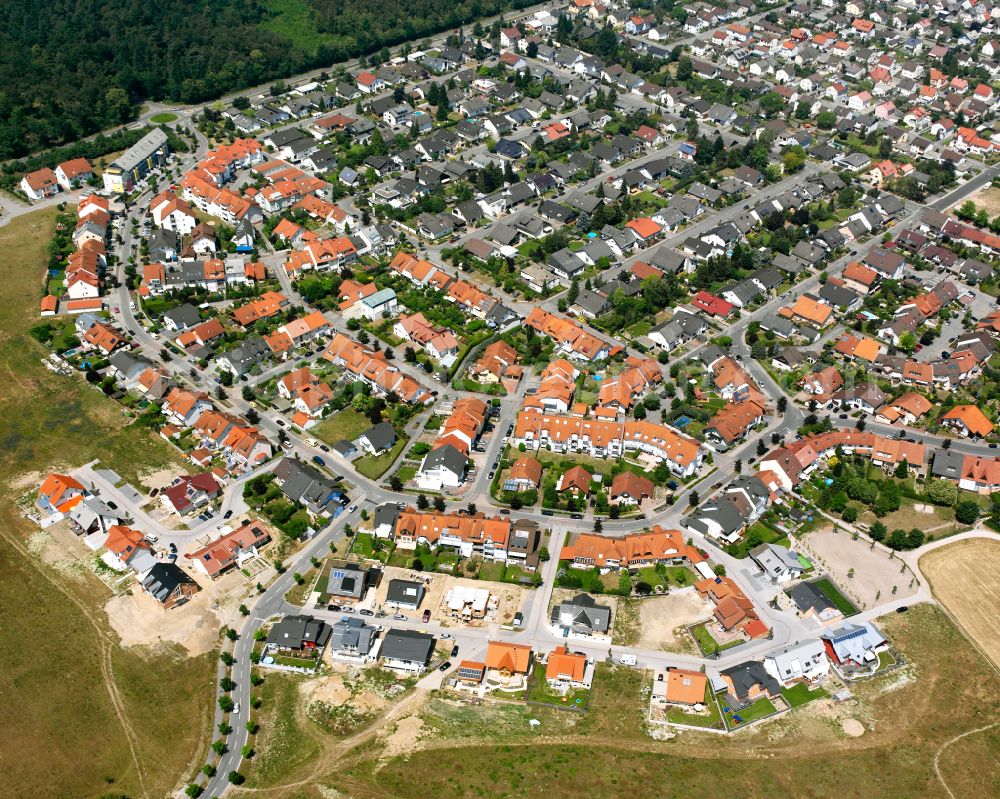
<box><xmin>763</xmin><ymin>639</ymin><xmax>830</xmax><ymax>686</ymax></box>
<box><xmin>750</xmin><ymin>543</ymin><xmax>805</xmax><ymax>583</ymax></box>
<box><xmin>415</xmin><ymin>444</ymin><xmax>467</xmax><ymax>490</ymax></box>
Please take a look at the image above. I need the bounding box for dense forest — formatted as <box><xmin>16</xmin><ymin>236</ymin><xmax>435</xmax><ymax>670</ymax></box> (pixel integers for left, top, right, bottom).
<box><xmin>0</xmin><ymin>0</ymin><xmax>530</xmax><ymax>160</ymax></box>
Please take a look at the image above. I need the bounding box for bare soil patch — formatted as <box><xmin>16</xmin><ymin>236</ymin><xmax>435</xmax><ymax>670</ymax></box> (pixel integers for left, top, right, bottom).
<box><xmin>379</xmin><ymin>715</ymin><xmax>425</xmax><ymax>760</ymax></box>
<box><xmin>800</xmin><ymin>526</ymin><xmax>918</xmax><ymax>610</ymax></box>
<box><xmin>633</xmin><ymin>589</ymin><xmax>712</xmax><ymax>652</ymax></box>
<box><xmin>842</xmin><ymin>718</ymin><xmax>865</xmax><ymax>737</ymax></box>
<box><xmin>965</xmin><ymin>186</ymin><xmax>1000</xmax><ymax>217</ymax></box>
<box><xmin>105</xmin><ymin>589</ymin><xmax>220</xmax><ymax>656</ymax></box>
<box><xmin>137</xmin><ymin>467</ymin><xmax>178</xmax><ymax>491</ymax></box>
<box><xmin>920</xmin><ymin>537</ymin><xmax>1000</xmax><ymax>669</ymax></box>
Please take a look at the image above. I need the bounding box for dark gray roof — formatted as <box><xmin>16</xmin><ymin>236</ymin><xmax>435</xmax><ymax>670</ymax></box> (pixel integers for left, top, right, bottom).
<box><xmin>551</xmin><ymin>592</ymin><xmax>611</xmax><ymax>633</ymax></box>
<box><xmin>329</xmin><ymin>617</ymin><xmax>377</xmax><ymax>654</ymax></box>
<box><xmin>686</xmin><ymin>494</ymin><xmax>747</xmax><ymax>536</ymax></box>
<box><xmin>360</xmin><ymin>422</ymin><xmax>396</xmax><ymax>453</ymax></box>
<box><xmin>788</xmin><ymin>581</ymin><xmax>834</xmax><ymax>615</ymax></box>
<box><xmin>266</xmin><ymin>615</ymin><xmax>331</xmax><ymax>649</ymax></box>
<box><xmin>719</xmin><ymin>660</ymin><xmax>780</xmax><ymax>701</ymax></box>
<box><xmin>217</xmin><ymin>337</ymin><xmax>270</xmax><ymax>375</ymax></box>
<box><xmin>930</xmin><ymin>449</ymin><xmax>965</xmax><ymax>480</ymax></box>
<box><xmin>420</xmin><ymin>443</ymin><xmax>467</xmax><ymax>476</ymax></box>
<box><xmin>386</xmin><ymin>579</ymin><xmax>425</xmax><ymax>606</ymax></box>
<box><xmin>164</xmin><ymin>303</ymin><xmax>202</xmax><ymax>329</ymax></box>
<box><xmin>381</xmin><ymin>628</ymin><xmax>435</xmax><ymax>664</ymax></box>
<box><xmin>326</xmin><ymin>562</ymin><xmax>370</xmax><ymax>600</ymax></box>
<box><xmin>374</xmin><ymin>503</ymin><xmax>399</xmax><ymax>530</ymax></box>
<box><xmin>141</xmin><ymin>562</ymin><xmax>196</xmax><ymax>603</ymax></box>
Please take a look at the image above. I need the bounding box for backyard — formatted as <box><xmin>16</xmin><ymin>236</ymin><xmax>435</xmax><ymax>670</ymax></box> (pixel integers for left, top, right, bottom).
<box><xmin>664</xmin><ymin>686</ymin><xmax>724</xmax><ymax>729</ymax></box>
<box><xmin>526</xmin><ymin>671</ymin><xmax>590</xmax><ymax>709</ymax></box>
<box><xmin>780</xmin><ymin>683</ymin><xmax>829</xmax><ymax>708</ymax></box>
<box><xmin>356</xmin><ymin>435</ymin><xmax>409</xmax><ymax>480</ymax></box>
<box><xmin>809</xmin><ymin>577</ymin><xmax>860</xmax><ymax>617</ymax></box>
<box><xmin>722</xmin><ymin>695</ymin><xmax>778</xmax><ymax>729</ymax></box>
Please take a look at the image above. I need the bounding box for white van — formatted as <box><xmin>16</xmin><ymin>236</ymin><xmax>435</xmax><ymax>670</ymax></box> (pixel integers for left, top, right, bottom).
<box><xmin>618</xmin><ymin>654</ymin><xmax>637</xmax><ymax>666</ymax></box>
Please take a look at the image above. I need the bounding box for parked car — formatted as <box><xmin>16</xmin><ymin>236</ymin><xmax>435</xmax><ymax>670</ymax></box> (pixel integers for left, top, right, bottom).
<box><xmin>224</xmin><ymin>509</ymin><xmax>234</xmax><ymax>519</ymax></box>
<box><xmin>393</xmin><ymin>614</ymin><xmax>406</xmax><ymax>620</ymax></box>
<box><xmin>312</xmin><ymin>455</ymin><xmax>326</xmax><ymax>467</ymax></box>
<box><xmin>439</xmin><ymin>661</ymin><xmax>451</xmax><ymax>672</ymax></box>
<box><xmin>422</xmin><ymin>609</ymin><xmax>431</xmax><ymax>622</ymax></box>
<box><xmin>319</xmin><ymin>444</ymin><xmax>330</xmax><ymax>452</ymax></box>
<box><xmin>451</xmin><ymin>645</ymin><xmax>459</xmax><ymax>657</ymax></box>
<box><xmin>360</xmin><ymin>609</ymin><xmax>375</xmax><ymax>617</ymax></box>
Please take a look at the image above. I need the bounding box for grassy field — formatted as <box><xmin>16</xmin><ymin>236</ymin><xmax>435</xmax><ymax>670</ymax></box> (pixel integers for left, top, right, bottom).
<box><xmin>312</xmin><ymin>408</ymin><xmax>372</xmax><ymax>446</ymax></box>
<box><xmin>328</xmin><ymin>605</ymin><xmax>1000</xmax><ymax>799</ymax></box>
<box><xmin>0</xmin><ymin>209</ymin><xmax>214</xmax><ymax>797</ymax></box>
<box><xmin>356</xmin><ymin>436</ymin><xmax>408</xmax><ymax>480</ymax></box>
<box><xmin>149</xmin><ymin>112</ymin><xmax>178</xmax><ymax>124</ymax></box>
<box><xmin>246</xmin><ymin>672</ymin><xmax>322</xmax><ymax>789</ymax></box>
<box><xmin>920</xmin><ymin>538</ymin><xmax>1000</xmax><ymax>668</ymax></box>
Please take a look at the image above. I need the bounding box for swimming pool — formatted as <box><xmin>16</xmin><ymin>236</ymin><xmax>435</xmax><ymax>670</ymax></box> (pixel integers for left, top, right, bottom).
<box><xmin>674</xmin><ymin>415</ymin><xmax>694</xmax><ymax>428</ymax></box>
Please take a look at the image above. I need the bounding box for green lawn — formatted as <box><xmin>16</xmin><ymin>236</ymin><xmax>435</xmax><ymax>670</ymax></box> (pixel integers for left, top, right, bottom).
<box><xmin>349</xmin><ymin>532</ymin><xmax>391</xmax><ymax>563</ymax></box>
<box><xmin>312</xmin><ymin>408</ymin><xmax>372</xmax><ymax>447</ymax></box>
<box><xmin>665</xmin><ymin>686</ymin><xmax>723</xmax><ymax>729</ymax></box>
<box><xmin>478</xmin><ymin>561</ymin><xmax>536</xmax><ymax>586</ymax></box>
<box><xmin>781</xmin><ymin>683</ymin><xmax>829</xmax><ymax>708</ymax></box>
<box><xmin>149</xmin><ymin>112</ymin><xmax>178</xmax><ymax>124</ymax></box>
<box><xmin>810</xmin><ymin>577</ymin><xmax>860</xmax><ymax>616</ymax></box>
<box><xmin>395</xmin><ymin>464</ymin><xmax>417</xmax><ymax>483</ymax></box>
<box><xmin>527</xmin><ymin>673</ymin><xmax>590</xmax><ymax>708</ymax></box>
<box><xmin>634</xmin><ymin>565</ymin><xmax>695</xmax><ymax>589</ymax></box>
<box><xmin>724</xmin><ymin>696</ymin><xmax>777</xmax><ymax>727</ymax></box>
<box><xmin>876</xmin><ymin>650</ymin><xmax>897</xmax><ymax>671</ymax></box>
<box><xmin>356</xmin><ymin>435</ymin><xmax>408</xmax><ymax>480</ymax></box>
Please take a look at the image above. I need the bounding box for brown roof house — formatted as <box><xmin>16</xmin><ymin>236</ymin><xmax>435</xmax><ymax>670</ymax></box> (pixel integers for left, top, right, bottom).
<box><xmin>609</xmin><ymin>471</ymin><xmax>654</xmax><ymax>505</ymax></box>
<box><xmin>504</xmin><ymin>456</ymin><xmax>543</xmax><ymax>492</ymax></box>
<box><xmin>556</xmin><ymin>465</ymin><xmax>593</xmax><ymax>496</ymax></box>
<box><xmin>941</xmin><ymin>404</ymin><xmax>993</xmax><ymax>438</ymax></box>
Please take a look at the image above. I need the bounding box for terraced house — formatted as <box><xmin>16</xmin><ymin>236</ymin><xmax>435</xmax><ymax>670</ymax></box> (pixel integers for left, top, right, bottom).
<box><xmin>514</xmin><ymin>409</ymin><xmax>704</xmax><ymax>478</ymax></box>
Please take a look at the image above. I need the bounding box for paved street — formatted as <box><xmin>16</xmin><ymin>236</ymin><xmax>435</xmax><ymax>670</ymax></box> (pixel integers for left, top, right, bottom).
<box><xmin>9</xmin><ymin>8</ymin><xmax>1000</xmax><ymax>793</ymax></box>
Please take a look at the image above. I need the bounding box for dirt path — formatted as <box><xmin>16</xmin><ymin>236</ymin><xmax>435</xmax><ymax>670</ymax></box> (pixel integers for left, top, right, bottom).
<box><xmin>0</xmin><ymin>515</ymin><xmax>150</xmax><ymax>799</ymax></box>
<box><xmin>231</xmin><ymin>688</ymin><xmax>430</xmax><ymax>797</ymax></box>
<box><xmin>933</xmin><ymin>721</ymin><xmax>1000</xmax><ymax>799</ymax></box>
